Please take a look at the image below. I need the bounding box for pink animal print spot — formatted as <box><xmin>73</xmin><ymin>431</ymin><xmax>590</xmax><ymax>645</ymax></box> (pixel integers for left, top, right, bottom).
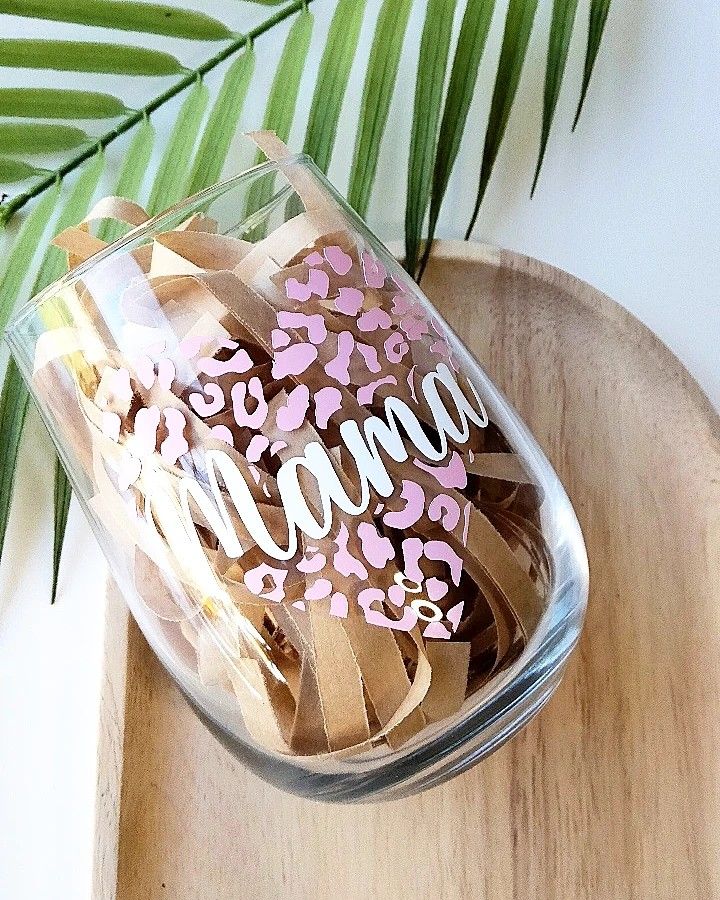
<box><xmin>329</xmin><ymin>592</ymin><xmax>349</xmax><ymax>618</ymax></box>
<box><xmin>275</xmin><ymin>384</ymin><xmax>310</xmax><ymax>432</ymax></box>
<box><xmin>324</xmin><ymin>245</ymin><xmax>353</xmax><ymax>275</ymax></box>
<box><xmin>246</xmin><ymin>434</ymin><xmax>270</xmax><ymax>463</ymax></box>
<box><xmin>391</xmin><ymin>293</ymin><xmax>416</xmax><ymax>316</ymax></box>
<box><xmin>134</xmin><ymin>354</ymin><xmax>156</xmax><ymax>390</ymax></box>
<box><xmin>303</xmin><ymin>251</ymin><xmax>324</xmax><ymax>267</ymax></box>
<box><xmin>356</xmin><ymin>374</ymin><xmax>397</xmax><ymax>407</ymax></box>
<box><xmin>271</xmin><ymin>343</ymin><xmax>318</xmax><ymax>379</ymax></box>
<box><xmin>428</xmin><ymin>493</ymin><xmax>461</xmax><ymax>531</ymax></box>
<box><xmin>313</xmin><ymin>386</ymin><xmax>342</xmax><ymax>429</ymax></box>
<box><xmin>231</xmin><ymin>376</ymin><xmax>268</xmax><ymax>429</ymax></box>
<box><xmin>357</xmin><ymin>307</ymin><xmax>392</xmax><ymax>332</ymax></box>
<box><xmin>211</xmin><ymin>424</ymin><xmax>234</xmax><ymax>446</ymax></box>
<box><xmin>270</xmin><ymin>440</ymin><xmax>287</xmax><ymax>455</ymax></box>
<box><xmin>117</xmin><ymin>452</ymin><xmax>141</xmax><ymax>491</ymax></box>
<box><xmin>383</xmin><ymin>480</ymin><xmax>425</xmax><ymax>529</ymax></box>
<box><xmin>197</xmin><ymin>339</ymin><xmax>253</xmax><ymax>377</ymax></box>
<box><xmin>357</xmin><ymin>341</ymin><xmax>381</xmax><ymax>373</ymax></box>
<box><xmin>332</xmin><ymin>522</ymin><xmax>368</xmax><ymax>580</ymax></box>
<box><xmin>430</xmin><ymin>339</ymin><xmax>451</xmax><ymax>359</ymax></box>
<box><xmin>357</xmin><ymin>522</ymin><xmax>395</xmax><ymax>569</ymax></box>
<box><xmin>276</xmin><ymin>311</ymin><xmax>327</xmax><ymax>345</ymax></box>
<box><xmin>244</xmin><ymin>563</ymin><xmax>287</xmax><ymax>603</ymax></box>
<box><xmin>297</xmin><ymin>547</ymin><xmax>326</xmax><ymax>574</ymax></box>
<box><xmin>160</xmin><ymin>408</ymin><xmax>188</xmax><ymax>465</ymax></box>
<box><xmin>426</xmin><ymin>577</ymin><xmax>449</xmax><ymax>602</ymax></box>
<box><xmin>425</xmin><ymin>539</ymin><xmax>463</xmax><ymax>586</ymax></box>
<box><xmin>414</xmin><ymin>450</ymin><xmax>467</xmax><ymax>489</ymax></box>
<box><xmin>102</xmin><ymin>411</ymin><xmax>121</xmax><ymax>442</ymax></box>
<box><xmin>335</xmin><ymin>287</ymin><xmax>364</xmax><ymax>316</ymax></box>
<box><xmin>361</xmin><ymin>251</ymin><xmax>386</xmax><ymax>288</ymax></box>
<box><xmin>305</xmin><ymin>578</ymin><xmax>333</xmax><ymax>601</ymax></box>
<box><xmin>358</xmin><ymin>588</ymin><xmax>417</xmax><ymax>631</ymax></box>
<box><xmin>324</xmin><ymin>331</ymin><xmax>355</xmax><ymax>385</ymax></box>
<box><xmin>285</xmin><ymin>267</ymin><xmax>330</xmax><ymax>302</ymax></box>
<box><xmin>189</xmin><ymin>382</ymin><xmax>224</xmax><ymax>417</ymax></box>
<box><xmin>134</xmin><ymin>405</ymin><xmax>161</xmax><ymax>457</ymax></box>
<box><xmin>422</xmin><ymin>621</ymin><xmax>451</xmax><ymax>640</ymax></box>
<box><xmin>384</xmin><ymin>333</ymin><xmax>409</xmax><ymax>364</ymax></box>
<box><xmin>271</xmin><ymin>328</ymin><xmax>291</xmax><ymax>349</ymax></box>
<box><xmin>401</xmin><ymin>537</ymin><xmax>425</xmax><ymax>583</ymax></box>
<box><xmin>400</xmin><ymin>314</ymin><xmax>429</xmax><ymax>342</ymax></box>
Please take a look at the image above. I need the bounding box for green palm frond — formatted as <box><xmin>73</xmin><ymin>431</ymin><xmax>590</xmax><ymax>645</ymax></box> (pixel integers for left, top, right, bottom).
<box><xmin>0</xmin><ymin>0</ymin><xmax>613</xmax><ymax>598</ymax></box>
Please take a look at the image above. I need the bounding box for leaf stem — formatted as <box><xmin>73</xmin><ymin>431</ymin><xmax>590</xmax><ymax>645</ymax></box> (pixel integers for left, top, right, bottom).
<box><xmin>0</xmin><ymin>0</ymin><xmax>312</xmax><ymax>227</ymax></box>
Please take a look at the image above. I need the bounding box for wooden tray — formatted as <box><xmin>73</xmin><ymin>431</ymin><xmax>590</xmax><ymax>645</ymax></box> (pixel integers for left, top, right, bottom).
<box><xmin>94</xmin><ymin>241</ymin><xmax>720</xmax><ymax>899</ymax></box>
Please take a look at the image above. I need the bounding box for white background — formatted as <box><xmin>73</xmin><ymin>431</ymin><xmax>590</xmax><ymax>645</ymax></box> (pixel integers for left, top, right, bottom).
<box><xmin>0</xmin><ymin>1</ymin><xmax>718</xmax><ymax>897</ymax></box>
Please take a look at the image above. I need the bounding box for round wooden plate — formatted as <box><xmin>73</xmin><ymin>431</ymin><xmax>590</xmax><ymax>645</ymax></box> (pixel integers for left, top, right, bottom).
<box><xmin>109</xmin><ymin>242</ymin><xmax>720</xmax><ymax>899</ymax></box>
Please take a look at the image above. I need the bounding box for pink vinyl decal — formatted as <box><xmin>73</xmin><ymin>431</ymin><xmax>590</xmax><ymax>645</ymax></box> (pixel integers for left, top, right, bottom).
<box><xmin>231</xmin><ymin>376</ymin><xmax>268</xmax><ymax>429</ymax></box>
<box><xmin>285</xmin><ymin>267</ymin><xmax>330</xmax><ymax>302</ymax></box>
<box><xmin>383</xmin><ymin>480</ymin><xmax>425</xmax><ymax>529</ymax></box>
<box><xmin>357</xmin><ymin>522</ymin><xmax>395</xmax><ymax>568</ymax></box>
<box><xmin>244</xmin><ymin>563</ymin><xmax>287</xmax><ymax>603</ymax></box>
<box><xmin>133</xmin><ymin>353</ymin><xmax>156</xmax><ymax>390</ymax></box>
<box><xmin>358</xmin><ymin>589</ymin><xmax>417</xmax><ymax>631</ymax></box>
<box><xmin>276</xmin><ymin>311</ymin><xmax>327</xmax><ymax>345</ymax></box>
<box><xmin>324</xmin><ymin>331</ymin><xmax>355</xmax><ymax>385</ymax></box>
<box><xmin>189</xmin><ymin>382</ymin><xmax>224</xmax><ymax>417</ymax></box>
<box><xmin>246</xmin><ymin>434</ymin><xmax>270</xmax><ymax>463</ymax></box>
<box><xmin>361</xmin><ymin>251</ymin><xmax>386</xmax><ymax>288</ymax></box>
<box><xmin>271</xmin><ymin>328</ymin><xmax>291</xmax><ymax>349</ymax></box>
<box><xmin>356</xmin><ymin>342</ymin><xmax>382</xmax><ymax>374</ymax></box>
<box><xmin>303</xmin><ymin>250</ymin><xmax>324</xmax><ymax>267</ymax></box>
<box><xmin>117</xmin><ymin>452</ymin><xmax>141</xmax><ymax>491</ymax></box>
<box><xmin>313</xmin><ymin>386</ymin><xmax>342</xmax><ymax>429</ymax></box>
<box><xmin>210</xmin><ymin>424</ymin><xmax>234</xmax><ymax>446</ymax></box>
<box><xmin>446</xmin><ymin>601</ymin><xmax>464</xmax><ymax>632</ymax></box>
<box><xmin>332</xmin><ymin>522</ymin><xmax>368</xmax><ymax>580</ymax></box>
<box><xmin>384</xmin><ymin>332</ymin><xmax>409</xmax><ymax>364</ymax></box>
<box><xmin>275</xmin><ymin>384</ymin><xmax>310</xmax><ymax>432</ymax></box>
<box><xmin>297</xmin><ymin>547</ymin><xmax>326</xmax><ymax>574</ymax></box>
<box><xmin>134</xmin><ymin>405</ymin><xmax>161</xmax><ymax>457</ymax></box>
<box><xmin>357</xmin><ymin>307</ymin><xmax>392</xmax><ymax>332</ymax></box>
<box><xmin>426</xmin><ymin>577</ymin><xmax>449</xmax><ymax>602</ymax></box>
<box><xmin>335</xmin><ymin>286</ymin><xmax>364</xmax><ymax>316</ymax></box>
<box><xmin>270</xmin><ymin>440</ymin><xmax>287</xmax><ymax>455</ymax></box>
<box><xmin>400</xmin><ymin>314</ymin><xmax>430</xmax><ymax>342</ymax></box>
<box><xmin>329</xmin><ymin>592</ymin><xmax>349</xmax><ymax>618</ymax></box>
<box><xmin>356</xmin><ymin>374</ymin><xmax>397</xmax><ymax>407</ymax></box>
<box><xmin>160</xmin><ymin>408</ymin><xmax>188</xmax><ymax>464</ymax></box>
<box><xmin>156</xmin><ymin>357</ymin><xmax>175</xmax><ymax>390</ymax></box>
<box><xmin>102</xmin><ymin>411</ymin><xmax>121</xmax><ymax>442</ymax></box>
<box><xmin>428</xmin><ymin>494</ymin><xmax>461</xmax><ymax>531</ymax></box>
<box><xmin>271</xmin><ymin>343</ymin><xmax>318</xmax><ymax>378</ymax></box>
<box><xmin>324</xmin><ymin>245</ymin><xmax>353</xmax><ymax>275</ymax></box>
<box><xmin>425</xmin><ymin>540</ymin><xmax>463</xmax><ymax>586</ymax></box>
<box><xmin>422</xmin><ymin>621</ymin><xmax>451</xmax><ymax>640</ymax></box>
<box><xmin>305</xmin><ymin>578</ymin><xmax>333</xmax><ymax>601</ymax></box>
<box><xmin>197</xmin><ymin>339</ymin><xmax>252</xmax><ymax>377</ymax></box>
<box><xmin>414</xmin><ymin>451</ymin><xmax>467</xmax><ymax>490</ymax></box>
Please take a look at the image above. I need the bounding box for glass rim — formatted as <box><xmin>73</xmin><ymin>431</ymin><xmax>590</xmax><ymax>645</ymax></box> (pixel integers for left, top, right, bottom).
<box><xmin>5</xmin><ymin>151</ymin><xmax>312</xmax><ymax>340</ymax></box>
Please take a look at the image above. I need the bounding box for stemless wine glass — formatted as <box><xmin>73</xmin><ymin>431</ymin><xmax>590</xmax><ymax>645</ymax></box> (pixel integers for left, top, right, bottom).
<box><xmin>6</xmin><ymin>153</ymin><xmax>588</xmax><ymax>801</ymax></box>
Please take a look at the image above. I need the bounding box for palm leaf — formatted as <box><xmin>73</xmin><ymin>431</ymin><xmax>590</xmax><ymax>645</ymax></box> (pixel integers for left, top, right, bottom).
<box><xmin>346</xmin><ymin>0</ymin><xmax>413</xmax><ymax>219</ymax></box>
<box><xmin>0</xmin><ymin>0</ymin><xmax>234</xmax><ymax>41</ymax></box>
<box><xmin>51</xmin><ymin>454</ymin><xmax>72</xmax><ymax>602</ymax></box>
<box><xmin>302</xmin><ymin>0</ymin><xmax>368</xmax><ymax>175</ymax></box>
<box><xmin>185</xmin><ymin>48</ymin><xmax>256</xmax><ymax>196</ymax></box>
<box><xmin>147</xmin><ymin>78</ymin><xmax>209</xmax><ymax>216</ymax></box>
<box><xmin>0</xmin><ymin>360</ymin><xmax>30</xmax><ymax>567</ymax></box>
<box><xmin>0</xmin><ymin>39</ymin><xmax>186</xmax><ymax>76</ymax></box>
<box><xmin>0</xmin><ymin>182</ymin><xmax>61</xmax><ymax>334</ymax></box>
<box><xmin>33</xmin><ymin>150</ymin><xmax>105</xmax><ymax>294</ymax></box>
<box><xmin>574</xmin><ymin>0</ymin><xmax>611</xmax><ymax>128</ymax></box>
<box><xmin>404</xmin><ymin>0</ymin><xmax>459</xmax><ymax>276</ymax></box>
<box><xmin>465</xmin><ymin>0</ymin><xmax>539</xmax><ymax>238</ymax></box>
<box><xmin>532</xmin><ymin>0</ymin><xmax>579</xmax><ymax>193</ymax></box>
<box><xmin>0</xmin><ymin>123</ymin><xmax>89</xmax><ymax>156</ymax></box>
<box><xmin>246</xmin><ymin>8</ymin><xmax>313</xmax><ymax>231</ymax></box>
<box><xmin>0</xmin><ymin>158</ymin><xmax>45</xmax><ymax>184</ymax></box>
<box><xmin>0</xmin><ymin>88</ymin><xmax>127</xmax><ymax>120</ymax></box>
<box><xmin>23</xmin><ymin>153</ymin><xmax>106</xmax><ymax>597</ymax></box>
<box><xmin>98</xmin><ymin>118</ymin><xmax>155</xmax><ymax>243</ymax></box>
<box><xmin>420</xmin><ymin>0</ymin><xmax>496</xmax><ymax>276</ymax></box>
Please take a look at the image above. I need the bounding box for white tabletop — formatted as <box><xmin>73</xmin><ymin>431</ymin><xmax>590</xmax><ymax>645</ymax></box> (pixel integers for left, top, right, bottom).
<box><xmin>1</xmin><ymin>1</ymin><xmax>719</xmax><ymax>897</ymax></box>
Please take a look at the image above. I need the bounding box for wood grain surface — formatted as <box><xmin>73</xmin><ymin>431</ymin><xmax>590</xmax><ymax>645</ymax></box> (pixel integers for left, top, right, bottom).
<box><xmin>106</xmin><ymin>242</ymin><xmax>720</xmax><ymax>899</ymax></box>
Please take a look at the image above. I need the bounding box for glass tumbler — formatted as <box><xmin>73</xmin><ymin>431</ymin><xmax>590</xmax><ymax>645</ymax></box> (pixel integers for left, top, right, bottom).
<box><xmin>6</xmin><ymin>154</ymin><xmax>588</xmax><ymax>801</ymax></box>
